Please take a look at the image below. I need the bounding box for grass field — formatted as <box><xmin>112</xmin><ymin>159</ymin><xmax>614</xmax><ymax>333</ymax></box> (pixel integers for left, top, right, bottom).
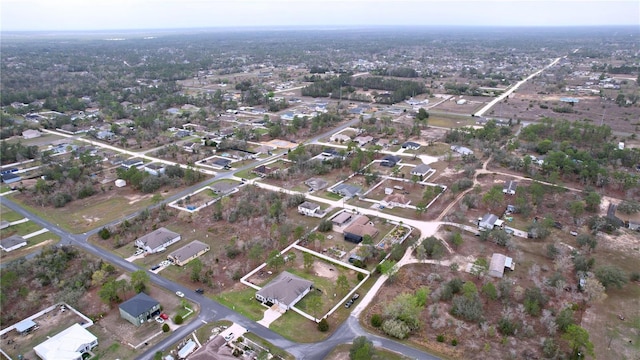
<box><xmin>324</xmin><ymin>343</ymin><xmax>413</xmax><ymax>360</ymax></box>
<box><xmin>1</xmin><ymin>205</ymin><xmax>24</xmax><ymax>222</ymax></box>
<box><xmin>214</xmin><ymin>287</ymin><xmax>266</xmax><ymax>322</ymax></box>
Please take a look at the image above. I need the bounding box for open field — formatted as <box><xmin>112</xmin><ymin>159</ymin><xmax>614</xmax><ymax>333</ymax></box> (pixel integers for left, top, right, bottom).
<box><xmin>324</xmin><ymin>343</ymin><xmax>413</xmax><ymax>360</ymax></box>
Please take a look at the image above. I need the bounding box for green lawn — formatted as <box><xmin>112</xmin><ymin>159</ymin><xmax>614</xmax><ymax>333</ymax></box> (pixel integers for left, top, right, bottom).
<box><xmin>214</xmin><ymin>287</ymin><xmax>266</xmax><ymax>321</ymax></box>
<box><xmin>325</xmin><ymin>344</ymin><xmax>414</xmax><ymax>360</ymax></box>
<box><xmin>0</xmin><ymin>206</ymin><xmax>24</xmax><ymax>222</ymax></box>
<box><xmin>269</xmin><ymin>309</ymin><xmax>331</xmax><ymax>343</ymax></box>
<box><xmin>0</xmin><ymin>220</ymin><xmax>41</xmax><ymax>238</ymax></box>
<box><xmin>234</xmin><ymin>169</ymin><xmax>259</xmax><ymax>180</ymax></box>
<box><xmin>9</xmin><ymin>194</ymin><xmax>155</xmax><ymax>233</ymax></box>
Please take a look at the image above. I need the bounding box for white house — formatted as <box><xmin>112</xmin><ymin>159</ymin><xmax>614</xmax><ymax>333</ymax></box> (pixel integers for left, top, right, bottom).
<box><xmin>134</xmin><ymin>227</ymin><xmax>181</xmax><ymax>253</ymax></box>
<box><xmin>478</xmin><ymin>213</ymin><xmax>504</xmax><ymax>231</ymax></box>
<box><xmin>298</xmin><ymin>201</ymin><xmax>324</xmax><ymax>217</ymax></box>
<box><xmin>33</xmin><ymin>323</ymin><xmax>98</xmax><ymax>360</ymax></box>
<box><xmin>22</xmin><ymin>129</ymin><xmax>41</xmax><ymax>139</ymax></box>
<box><xmin>330</xmin><ymin>134</ymin><xmax>351</xmax><ymax>143</ymax></box>
<box><xmin>502</xmin><ymin>180</ymin><xmax>517</xmax><ymax>195</ymax></box>
<box><xmin>255</xmin><ymin>271</ymin><xmax>313</xmax><ymax>311</ymax></box>
<box><xmin>0</xmin><ymin>235</ymin><xmax>27</xmax><ymax>252</ymax></box>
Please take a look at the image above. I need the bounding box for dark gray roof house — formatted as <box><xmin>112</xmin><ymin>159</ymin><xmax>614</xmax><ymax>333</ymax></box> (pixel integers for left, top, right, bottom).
<box><xmin>401</xmin><ymin>141</ymin><xmax>421</xmax><ymax>150</ymax></box>
<box><xmin>0</xmin><ymin>235</ymin><xmax>27</xmax><ymax>252</ymax></box>
<box><xmin>503</xmin><ymin>180</ymin><xmax>517</xmax><ymax>195</ymax></box>
<box><xmin>381</xmin><ymin>155</ymin><xmax>401</xmax><ymax>167</ymax></box>
<box><xmin>211</xmin><ymin>158</ymin><xmax>232</xmax><ymax>168</ymax></box>
<box><xmin>478</xmin><ymin>213</ymin><xmax>504</xmax><ymax>231</ymax></box>
<box><xmin>119</xmin><ymin>292</ymin><xmax>161</xmax><ymax>327</ymax></box>
<box><xmin>305</xmin><ymin>178</ymin><xmax>328</xmax><ymax>191</ymax></box>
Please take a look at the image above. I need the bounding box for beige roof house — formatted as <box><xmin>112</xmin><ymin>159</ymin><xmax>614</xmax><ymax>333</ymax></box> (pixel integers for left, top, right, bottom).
<box><xmin>168</xmin><ymin>240</ymin><xmax>210</xmax><ymax>266</ymax></box>
<box><xmin>255</xmin><ymin>271</ymin><xmax>313</xmax><ymax>311</ymax></box>
<box><xmin>134</xmin><ymin>227</ymin><xmax>181</xmax><ymax>254</ymax></box>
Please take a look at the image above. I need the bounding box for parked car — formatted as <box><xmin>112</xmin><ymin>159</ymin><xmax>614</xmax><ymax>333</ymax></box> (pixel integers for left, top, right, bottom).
<box><xmin>160</xmin><ymin>313</ymin><xmax>169</xmax><ymax>320</ymax></box>
<box><xmin>195</xmin><ymin>288</ymin><xmax>204</xmax><ymax>294</ymax></box>
<box><xmin>155</xmin><ymin>316</ymin><xmax>164</xmax><ymax>323</ymax></box>
<box><xmin>151</xmin><ymin>265</ymin><xmax>161</xmax><ymax>271</ymax></box>
<box><xmin>224</xmin><ymin>332</ymin><xmax>234</xmax><ymax>341</ymax></box>
<box><xmin>351</xmin><ymin>293</ymin><xmax>360</xmax><ymax>301</ymax></box>
<box><xmin>570</xmin><ymin>231</ymin><xmax>578</xmax><ymax>236</ymax></box>
<box><xmin>134</xmin><ymin>249</ymin><xmax>144</xmax><ymax>256</ymax></box>
<box><xmin>175</xmin><ymin>291</ymin><xmax>184</xmax><ymax>298</ymax></box>
<box><xmin>344</xmin><ymin>300</ymin><xmax>354</xmax><ymax>308</ymax></box>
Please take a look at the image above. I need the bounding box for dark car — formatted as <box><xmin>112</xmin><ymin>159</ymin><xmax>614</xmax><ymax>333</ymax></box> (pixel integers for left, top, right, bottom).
<box><xmin>344</xmin><ymin>300</ymin><xmax>354</xmax><ymax>308</ymax></box>
<box><xmin>150</xmin><ymin>265</ymin><xmax>161</xmax><ymax>271</ymax></box>
<box><xmin>195</xmin><ymin>288</ymin><xmax>204</xmax><ymax>294</ymax></box>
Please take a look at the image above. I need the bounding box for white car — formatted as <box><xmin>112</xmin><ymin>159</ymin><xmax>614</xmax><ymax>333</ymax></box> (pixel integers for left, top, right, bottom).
<box><xmin>155</xmin><ymin>316</ymin><xmax>164</xmax><ymax>323</ymax></box>
<box><xmin>134</xmin><ymin>249</ymin><xmax>144</xmax><ymax>256</ymax></box>
<box><xmin>176</xmin><ymin>291</ymin><xmax>184</xmax><ymax>298</ymax></box>
<box><xmin>224</xmin><ymin>332</ymin><xmax>234</xmax><ymax>341</ymax></box>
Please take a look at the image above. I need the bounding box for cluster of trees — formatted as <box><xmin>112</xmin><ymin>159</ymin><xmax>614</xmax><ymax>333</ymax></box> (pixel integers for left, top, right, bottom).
<box><xmin>97</xmin><ymin>269</ymin><xmax>150</xmax><ymax>304</ymax></box>
<box><xmin>370</xmin><ymin>67</ymin><xmax>419</xmax><ymax>78</ymax></box>
<box><xmin>373</xmin><ymin>287</ymin><xmax>430</xmax><ymax>339</ymax></box>
<box><xmin>0</xmin><ymin>246</ymin><xmax>102</xmax><ymax>324</ymax></box>
<box><xmin>350</xmin><ymin>76</ymin><xmax>428</xmax><ymax>104</ymax></box>
<box><xmin>116</xmin><ymin>164</ymin><xmax>203</xmax><ymax>194</ymax></box>
<box><xmin>0</xmin><ymin>141</ymin><xmax>39</xmax><ymax>164</ymax></box>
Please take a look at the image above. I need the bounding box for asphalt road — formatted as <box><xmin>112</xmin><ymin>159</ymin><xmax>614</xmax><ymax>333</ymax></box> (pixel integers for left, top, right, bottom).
<box><xmin>0</xmin><ymin>118</ymin><xmax>442</xmax><ymax>360</ymax></box>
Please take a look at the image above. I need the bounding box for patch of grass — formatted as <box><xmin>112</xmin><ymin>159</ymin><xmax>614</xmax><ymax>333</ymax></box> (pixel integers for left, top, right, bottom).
<box><xmin>324</xmin><ymin>344</ymin><xmax>414</xmax><ymax>360</ymax></box>
<box><xmin>195</xmin><ymin>320</ymin><xmax>232</xmax><ymax>344</ymax></box>
<box><xmin>269</xmin><ymin>309</ymin><xmax>330</xmax><ymax>343</ymax></box>
<box><xmin>214</xmin><ymin>286</ymin><xmax>266</xmax><ymax>321</ymax></box>
<box><xmin>0</xmin><ymin>220</ymin><xmax>42</xmax><ymax>238</ymax></box>
<box><xmin>9</xmin><ymin>195</ymin><xmax>154</xmax><ymax>234</ymax></box>
<box><xmin>0</xmin><ymin>206</ymin><xmax>25</xmax><ymax>222</ymax></box>
<box><xmin>318</xmin><ymin>191</ymin><xmax>343</xmax><ymax>201</ymax></box>
<box><xmin>234</xmin><ymin>169</ymin><xmax>259</xmax><ymax>180</ymax></box>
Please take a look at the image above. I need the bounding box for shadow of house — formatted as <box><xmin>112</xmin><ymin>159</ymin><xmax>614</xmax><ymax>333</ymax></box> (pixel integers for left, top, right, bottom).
<box><xmin>119</xmin><ymin>293</ymin><xmax>161</xmax><ymax>326</ymax></box>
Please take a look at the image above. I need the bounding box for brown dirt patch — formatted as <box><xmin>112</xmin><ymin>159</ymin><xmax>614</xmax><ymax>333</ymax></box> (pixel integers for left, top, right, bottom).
<box><xmin>313</xmin><ymin>261</ymin><xmax>338</xmax><ymax>281</ymax></box>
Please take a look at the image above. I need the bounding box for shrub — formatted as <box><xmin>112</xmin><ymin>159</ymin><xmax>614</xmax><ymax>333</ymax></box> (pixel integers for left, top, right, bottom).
<box><xmin>498</xmin><ymin>317</ymin><xmax>518</xmax><ymax>336</ymax></box>
<box><xmin>381</xmin><ymin>319</ymin><xmax>411</xmax><ymax>339</ymax></box>
<box><xmin>98</xmin><ymin>227</ymin><xmax>111</xmax><ymax>240</ymax></box>
<box><xmin>317</xmin><ymin>219</ymin><xmax>333</xmax><ymax>232</ymax></box>
<box><xmin>450</xmin><ymin>294</ymin><xmax>483</xmax><ymax>323</ymax></box>
<box><xmin>481</xmin><ymin>282</ymin><xmax>498</xmax><ymax>301</ymax></box>
<box><xmin>162</xmin><ymin>323</ymin><xmax>170</xmax><ymax>332</ymax></box>
<box><xmin>436</xmin><ymin>334</ymin><xmax>445</xmax><ymax>342</ymax></box>
<box><xmin>595</xmin><ymin>265</ymin><xmax>628</xmax><ymax>289</ymax></box>
<box><xmin>357</xmin><ymin>272</ymin><xmax>365</xmax><ymax>281</ymax></box>
<box><xmin>174</xmin><ymin>315</ymin><xmax>183</xmax><ymax>325</ymax></box>
<box><xmin>451</xmin><ymin>339</ymin><xmax>458</xmax><ymax>346</ymax></box>
<box><xmin>630</xmin><ymin>271</ymin><xmax>640</xmax><ymax>282</ymax></box>
<box><xmin>371</xmin><ymin>314</ymin><xmax>383</xmax><ymax>328</ymax></box>
<box><xmin>317</xmin><ymin>318</ymin><xmax>329</xmax><ymax>332</ymax></box>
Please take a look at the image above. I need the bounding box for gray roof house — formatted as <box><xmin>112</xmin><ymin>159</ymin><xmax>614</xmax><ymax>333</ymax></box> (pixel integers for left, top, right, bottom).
<box><xmin>478</xmin><ymin>213</ymin><xmax>504</xmax><ymax>231</ymax></box>
<box><xmin>503</xmin><ymin>180</ymin><xmax>517</xmax><ymax>195</ymax></box>
<box><xmin>255</xmin><ymin>271</ymin><xmax>313</xmax><ymax>311</ymax></box>
<box><xmin>331</xmin><ymin>184</ymin><xmax>361</xmax><ymax>198</ymax></box>
<box><xmin>134</xmin><ymin>227</ymin><xmax>181</xmax><ymax>254</ymax></box>
<box><xmin>451</xmin><ymin>145</ymin><xmax>474</xmax><ymax>156</ymax></box>
<box><xmin>410</xmin><ymin>164</ymin><xmax>432</xmax><ymax>177</ymax></box>
<box><xmin>402</xmin><ymin>141</ymin><xmax>421</xmax><ymax>150</ymax></box>
<box><xmin>168</xmin><ymin>240</ymin><xmax>210</xmax><ymax>266</ymax></box>
<box><xmin>119</xmin><ymin>292</ymin><xmax>161</xmax><ymax>326</ymax></box>
<box><xmin>305</xmin><ymin>178</ymin><xmax>328</xmax><ymax>191</ymax></box>
<box><xmin>381</xmin><ymin>155</ymin><xmax>401</xmax><ymax>167</ymax></box>
<box><xmin>488</xmin><ymin>253</ymin><xmax>515</xmax><ymax>278</ymax></box>
<box><xmin>0</xmin><ymin>235</ymin><xmax>27</xmax><ymax>252</ymax></box>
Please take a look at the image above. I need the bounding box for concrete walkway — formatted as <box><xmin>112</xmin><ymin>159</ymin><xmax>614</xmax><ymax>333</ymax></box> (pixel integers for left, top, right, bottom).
<box><xmin>257</xmin><ymin>306</ymin><xmax>284</xmax><ymax>328</ymax></box>
<box><xmin>23</xmin><ymin>228</ymin><xmax>49</xmax><ymax>239</ymax></box>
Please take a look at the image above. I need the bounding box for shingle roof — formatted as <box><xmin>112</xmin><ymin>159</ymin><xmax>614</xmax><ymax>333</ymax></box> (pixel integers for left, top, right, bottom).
<box><xmin>256</xmin><ymin>271</ymin><xmax>313</xmax><ymax>308</ymax></box>
<box><xmin>119</xmin><ymin>292</ymin><xmax>159</xmax><ymax>318</ymax></box>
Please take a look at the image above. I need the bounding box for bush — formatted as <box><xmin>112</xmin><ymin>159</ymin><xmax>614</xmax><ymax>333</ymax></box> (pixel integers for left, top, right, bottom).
<box><xmin>371</xmin><ymin>314</ymin><xmax>383</xmax><ymax>328</ymax></box>
<box><xmin>630</xmin><ymin>271</ymin><xmax>640</xmax><ymax>282</ymax></box>
<box><xmin>357</xmin><ymin>272</ymin><xmax>365</xmax><ymax>281</ymax></box>
<box><xmin>98</xmin><ymin>227</ymin><xmax>111</xmax><ymax>240</ymax></box>
<box><xmin>595</xmin><ymin>265</ymin><xmax>628</xmax><ymax>289</ymax></box>
<box><xmin>381</xmin><ymin>318</ymin><xmax>411</xmax><ymax>339</ymax></box>
<box><xmin>317</xmin><ymin>318</ymin><xmax>329</xmax><ymax>332</ymax></box>
<box><xmin>162</xmin><ymin>323</ymin><xmax>170</xmax><ymax>332</ymax></box>
<box><xmin>317</xmin><ymin>219</ymin><xmax>333</xmax><ymax>232</ymax></box>
<box><xmin>451</xmin><ymin>339</ymin><xmax>458</xmax><ymax>346</ymax></box>
<box><xmin>498</xmin><ymin>317</ymin><xmax>518</xmax><ymax>336</ymax></box>
<box><xmin>450</xmin><ymin>294</ymin><xmax>484</xmax><ymax>323</ymax></box>
<box><xmin>436</xmin><ymin>334</ymin><xmax>445</xmax><ymax>342</ymax></box>
<box><xmin>174</xmin><ymin>315</ymin><xmax>183</xmax><ymax>325</ymax></box>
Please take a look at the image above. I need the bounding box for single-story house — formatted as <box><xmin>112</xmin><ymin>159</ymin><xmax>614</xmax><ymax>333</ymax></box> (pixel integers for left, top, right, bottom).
<box><xmin>15</xmin><ymin>319</ymin><xmax>38</xmax><ymax>335</ymax></box>
<box><xmin>401</xmin><ymin>141</ymin><xmax>421</xmax><ymax>150</ymax></box>
<box><xmin>331</xmin><ymin>184</ymin><xmax>361</xmax><ymax>198</ymax></box>
<box><xmin>183</xmin><ymin>142</ymin><xmax>199</xmax><ymax>153</ymax></box>
<box><xmin>33</xmin><ymin>323</ymin><xmax>98</xmax><ymax>360</ymax></box>
<box><xmin>119</xmin><ymin>292</ymin><xmax>161</xmax><ymax>326</ymax></box>
<box><xmin>331</xmin><ymin>212</ymin><xmax>353</xmax><ymax>227</ymax></box>
<box><xmin>629</xmin><ymin>221</ymin><xmax>640</xmax><ymax>231</ymax></box>
<box><xmin>410</xmin><ymin>164</ymin><xmax>432</xmax><ymax>177</ymax></box>
<box><xmin>255</xmin><ymin>271</ymin><xmax>313</xmax><ymax>311</ymax></box>
<box><xmin>330</xmin><ymin>134</ymin><xmax>351</xmax><ymax>143</ymax></box>
<box><xmin>0</xmin><ymin>220</ymin><xmax>10</xmax><ymax>230</ymax></box>
<box><xmin>210</xmin><ymin>182</ymin><xmax>237</xmax><ymax>195</ymax></box>
<box><xmin>503</xmin><ymin>180</ymin><xmax>517</xmax><ymax>195</ymax></box>
<box><xmin>0</xmin><ymin>235</ymin><xmax>27</xmax><ymax>252</ymax></box>
<box><xmin>175</xmin><ymin>130</ymin><xmax>191</xmax><ymax>138</ymax></box>
<box><xmin>143</xmin><ymin>163</ymin><xmax>166</xmax><ymax>176</ymax></box>
<box><xmin>134</xmin><ymin>227</ymin><xmax>181</xmax><ymax>254</ymax></box>
<box><xmin>96</xmin><ymin>130</ymin><xmax>115</xmax><ymax>140</ymax></box>
<box><xmin>353</xmin><ymin>136</ymin><xmax>373</xmax><ymax>147</ymax></box>
<box><xmin>478</xmin><ymin>213</ymin><xmax>504</xmax><ymax>231</ymax></box>
<box><xmin>305</xmin><ymin>177</ymin><xmax>328</xmax><ymax>191</ymax></box>
<box><xmin>1</xmin><ymin>173</ymin><xmax>22</xmax><ymax>184</ymax></box>
<box><xmin>210</xmin><ymin>158</ymin><xmax>232</xmax><ymax>169</ymax></box>
<box><xmin>22</xmin><ymin>129</ymin><xmax>41</xmax><ymax>139</ymax></box>
<box><xmin>298</xmin><ymin>201</ymin><xmax>321</xmax><ymax>216</ymax></box>
<box><xmin>253</xmin><ymin>165</ymin><xmax>275</xmax><ymax>178</ymax></box>
<box><xmin>321</xmin><ymin>148</ymin><xmax>343</xmax><ymax>159</ymax></box>
<box><xmin>505</xmin><ymin>205</ymin><xmax>516</xmax><ymax>215</ymax></box>
<box><xmin>121</xmin><ymin>158</ymin><xmax>144</xmax><ymax>169</ymax></box>
<box><xmin>451</xmin><ymin>145</ymin><xmax>474</xmax><ymax>156</ymax></box>
<box><xmin>343</xmin><ymin>215</ymin><xmax>379</xmax><ymax>243</ymax></box>
<box><xmin>488</xmin><ymin>253</ymin><xmax>515</xmax><ymax>278</ymax></box>
<box><xmin>381</xmin><ymin>155</ymin><xmax>401</xmax><ymax>167</ymax></box>
<box><xmin>168</xmin><ymin>240</ymin><xmax>210</xmax><ymax>266</ymax></box>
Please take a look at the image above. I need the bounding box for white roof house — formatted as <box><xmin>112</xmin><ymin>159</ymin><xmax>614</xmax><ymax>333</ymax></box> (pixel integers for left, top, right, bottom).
<box><xmin>34</xmin><ymin>323</ymin><xmax>98</xmax><ymax>360</ymax></box>
<box><xmin>134</xmin><ymin>227</ymin><xmax>181</xmax><ymax>253</ymax></box>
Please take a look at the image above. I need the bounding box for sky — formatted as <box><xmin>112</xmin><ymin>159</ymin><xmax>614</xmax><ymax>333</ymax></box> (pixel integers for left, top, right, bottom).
<box><xmin>1</xmin><ymin>0</ymin><xmax>638</xmax><ymax>32</ymax></box>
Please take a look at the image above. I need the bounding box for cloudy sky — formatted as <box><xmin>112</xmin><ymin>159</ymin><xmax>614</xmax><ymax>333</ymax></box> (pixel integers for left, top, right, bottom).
<box><xmin>1</xmin><ymin>0</ymin><xmax>638</xmax><ymax>31</ymax></box>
